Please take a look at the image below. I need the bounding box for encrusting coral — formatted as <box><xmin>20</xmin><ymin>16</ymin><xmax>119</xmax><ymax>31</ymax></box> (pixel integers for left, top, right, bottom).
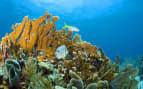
<box><xmin>0</xmin><ymin>12</ymin><xmax>139</xmax><ymax>89</ymax></box>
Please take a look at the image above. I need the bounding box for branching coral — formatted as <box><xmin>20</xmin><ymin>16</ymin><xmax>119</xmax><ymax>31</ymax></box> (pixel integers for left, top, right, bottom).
<box><xmin>23</xmin><ymin>57</ymin><xmax>54</xmax><ymax>89</ymax></box>
<box><xmin>110</xmin><ymin>64</ymin><xmax>139</xmax><ymax>89</ymax></box>
<box><xmin>29</xmin><ymin>72</ymin><xmax>53</xmax><ymax>89</ymax></box>
<box><xmin>22</xmin><ymin>57</ymin><xmax>37</xmax><ymax>79</ymax></box>
<box><xmin>73</xmin><ymin>33</ymin><xmax>82</xmax><ymax>44</ymax></box>
<box><xmin>0</xmin><ymin>12</ymin><xmax>73</xmax><ymax>59</ymax></box>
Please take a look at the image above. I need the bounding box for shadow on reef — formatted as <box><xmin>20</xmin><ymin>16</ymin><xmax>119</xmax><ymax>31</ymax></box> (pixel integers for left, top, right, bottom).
<box><xmin>0</xmin><ymin>12</ymin><xmax>139</xmax><ymax>89</ymax></box>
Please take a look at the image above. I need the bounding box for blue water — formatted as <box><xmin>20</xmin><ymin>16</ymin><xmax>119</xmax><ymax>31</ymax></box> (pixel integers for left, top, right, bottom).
<box><xmin>0</xmin><ymin>0</ymin><xmax>143</xmax><ymax>60</ymax></box>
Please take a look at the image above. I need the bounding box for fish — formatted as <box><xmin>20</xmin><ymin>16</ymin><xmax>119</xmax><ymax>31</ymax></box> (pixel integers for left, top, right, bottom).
<box><xmin>63</xmin><ymin>23</ymin><xmax>79</xmax><ymax>32</ymax></box>
<box><xmin>55</xmin><ymin>45</ymin><xmax>68</xmax><ymax>59</ymax></box>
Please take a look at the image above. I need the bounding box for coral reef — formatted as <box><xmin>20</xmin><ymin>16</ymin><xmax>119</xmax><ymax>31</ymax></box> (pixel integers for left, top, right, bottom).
<box><xmin>136</xmin><ymin>56</ymin><xmax>143</xmax><ymax>89</ymax></box>
<box><xmin>0</xmin><ymin>12</ymin><xmax>139</xmax><ymax>89</ymax></box>
<box><xmin>119</xmin><ymin>56</ymin><xmax>137</xmax><ymax>70</ymax></box>
<box><xmin>138</xmin><ymin>81</ymin><xmax>143</xmax><ymax>89</ymax></box>
<box><xmin>67</xmin><ymin>71</ymin><xmax>84</xmax><ymax>89</ymax></box>
<box><xmin>110</xmin><ymin>64</ymin><xmax>138</xmax><ymax>89</ymax></box>
<box><xmin>23</xmin><ymin>57</ymin><xmax>53</xmax><ymax>89</ymax></box>
<box><xmin>5</xmin><ymin>59</ymin><xmax>21</xmax><ymax>88</ymax></box>
<box><xmin>137</xmin><ymin>56</ymin><xmax>143</xmax><ymax>80</ymax></box>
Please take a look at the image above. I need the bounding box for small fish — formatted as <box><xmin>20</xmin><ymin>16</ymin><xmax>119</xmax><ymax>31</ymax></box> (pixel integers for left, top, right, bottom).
<box><xmin>63</xmin><ymin>23</ymin><xmax>79</xmax><ymax>32</ymax></box>
<box><xmin>55</xmin><ymin>45</ymin><xmax>68</xmax><ymax>59</ymax></box>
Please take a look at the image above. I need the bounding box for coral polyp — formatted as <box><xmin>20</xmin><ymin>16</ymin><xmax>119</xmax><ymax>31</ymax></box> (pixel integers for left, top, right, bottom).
<box><xmin>0</xmin><ymin>12</ymin><xmax>139</xmax><ymax>89</ymax></box>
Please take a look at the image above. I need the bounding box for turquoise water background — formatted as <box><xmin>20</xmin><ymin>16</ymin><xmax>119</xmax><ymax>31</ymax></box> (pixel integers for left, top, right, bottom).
<box><xmin>0</xmin><ymin>0</ymin><xmax>143</xmax><ymax>60</ymax></box>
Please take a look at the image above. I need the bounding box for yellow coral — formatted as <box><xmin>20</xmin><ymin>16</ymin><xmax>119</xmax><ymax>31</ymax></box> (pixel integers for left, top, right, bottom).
<box><xmin>0</xmin><ymin>12</ymin><xmax>75</xmax><ymax>58</ymax></box>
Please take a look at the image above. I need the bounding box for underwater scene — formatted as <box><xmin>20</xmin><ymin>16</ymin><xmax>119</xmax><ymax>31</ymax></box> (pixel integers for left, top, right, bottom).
<box><xmin>0</xmin><ymin>0</ymin><xmax>143</xmax><ymax>89</ymax></box>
